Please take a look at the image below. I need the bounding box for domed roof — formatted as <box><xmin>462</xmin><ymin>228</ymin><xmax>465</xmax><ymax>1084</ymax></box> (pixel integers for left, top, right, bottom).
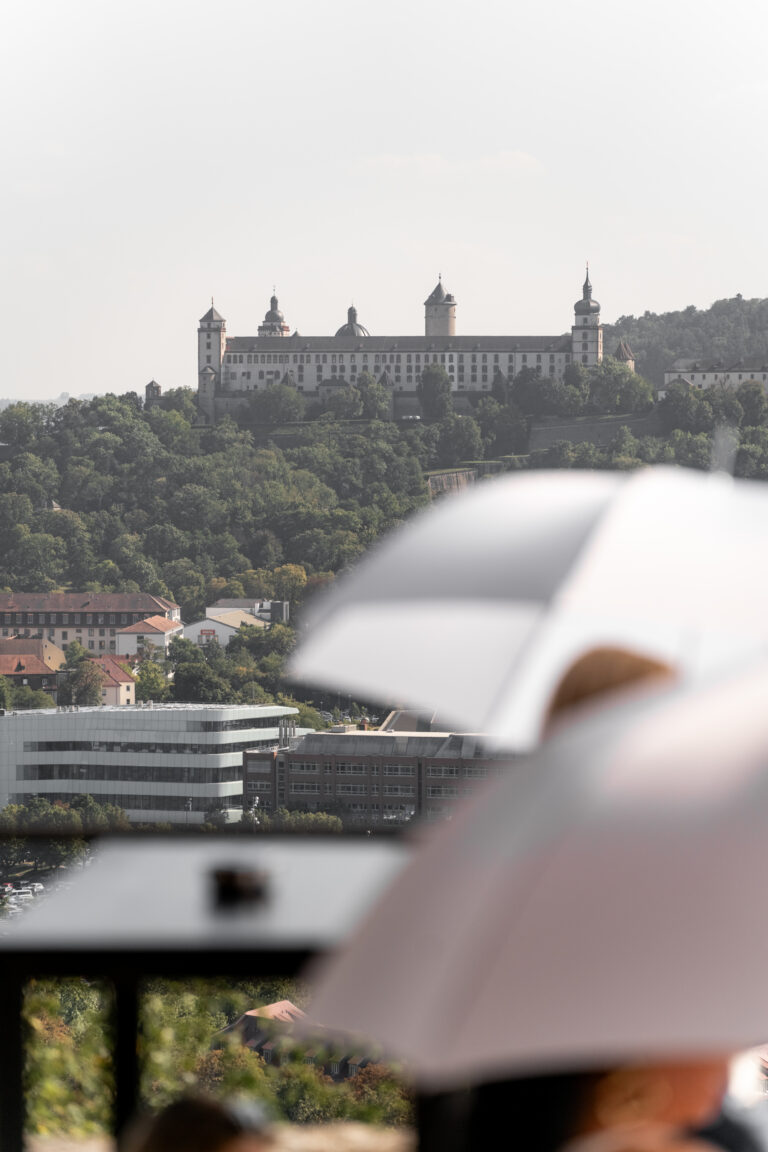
<box><xmin>574</xmin><ymin>268</ymin><xmax>600</xmax><ymax>315</ymax></box>
<box><xmin>335</xmin><ymin>306</ymin><xmax>371</xmax><ymax>338</ymax></box>
<box><xmin>264</xmin><ymin>294</ymin><xmax>285</xmax><ymax>323</ymax></box>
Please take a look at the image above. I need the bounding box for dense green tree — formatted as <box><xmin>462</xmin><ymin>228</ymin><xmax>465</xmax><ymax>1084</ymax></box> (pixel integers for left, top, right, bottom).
<box><xmin>258</xmin><ymin>808</ymin><xmax>343</xmax><ymax>833</ymax></box>
<box><xmin>172</xmin><ymin>662</ymin><xmax>230</xmax><ymax>703</ymax></box>
<box><xmin>0</xmin><ymin>804</ymin><xmax>25</xmax><ymax>873</ymax></box>
<box><xmin>11</xmin><ymin>685</ymin><xmax>56</xmax><ymax>710</ymax></box>
<box><xmin>59</xmin><ymin>661</ymin><xmax>105</xmax><ymax>707</ymax></box>
<box><xmin>135</xmin><ymin>660</ymin><xmax>171</xmax><ymax>702</ymax></box>
<box><xmin>64</xmin><ymin>640</ymin><xmax>91</xmax><ymax>668</ymax></box>
<box><xmin>434</xmin><ymin>413</ymin><xmax>483</xmax><ymax>467</ymax></box>
<box><xmin>248</xmin><ymin>382</ymin><xmax>306</xmax><ymax>425</ymax></box>
<box><xmin>736</xmin><ymin>380</ymin><xmax>768</xmax><ymax>426</ymax></box>
<box><xmin>324</xmin><ymin>385</ymin><xmax>364</xmax><ymax>419</ymax></box>
<box><xmin>166</xmin><ymin>636</ymin><xmax>205</xmax><ymax>668</ymax></box>
<box><xmin>276</xmin><ymin>695</ymin><xmax>325</xmax><ymax>730</ymax></box>
<box><xmin>586</xmin><ymin>357</ymin><xmax>654</xmax><ymax>415</ymax></box>
<box><xmin>356</xmin><ymin>371</ymin><xmax>391</xmax><ymax>420</ymax></box>
<box><xmin>416</xmin><ymin>364</ymin><xmax>453</xmax><ymax>419</ymax></box>
<box><xmin>0</xmin><ymin>403</ymin><xmax>46</xmax><ymax>448</ymax></box>
<box><xmin>14</xmin><ymin>798</ymin><xmax>86</xmax><ymax>870</ymax></box>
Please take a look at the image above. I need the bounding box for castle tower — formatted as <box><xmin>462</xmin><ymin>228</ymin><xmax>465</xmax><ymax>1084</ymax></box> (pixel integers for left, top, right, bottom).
<box><xmin>198</xmin><ymin>301</ymin><xmax>226</xmax><ymax>423</ymax></box>
<box><xmin>424</xmin><ymin>277</ymin><xmax>456</xmax><ymax>337</ymax></box>
<box><xmin>145</xmin><ymin>380</ymin><xmax>161</xmax><ymax>409</ymax></box>
<box><xmin>258</xmin><ymin>292</ymin><xmax>291</xmax><ymax>337</ymax></box>
<box><xmin>614</xmin><ymin>339</ymin><xmax>635</xmax><ymax>373</ymax></box>
<box><xmin>571</xmin><ymin>267</ymin><xmax>603</xmax><ymax>367</ymax></box>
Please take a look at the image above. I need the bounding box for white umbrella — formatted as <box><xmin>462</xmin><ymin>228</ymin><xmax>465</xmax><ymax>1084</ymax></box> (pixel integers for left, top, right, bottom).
<box><xmin>289</xmin><ymin>467</ymin><xmax>768</xmax><ymax>749</ymax></box>
<box><xmin>306</xmin><ymin>661</ymin><xmax>768</xmax><ymax>1088</ymax></box>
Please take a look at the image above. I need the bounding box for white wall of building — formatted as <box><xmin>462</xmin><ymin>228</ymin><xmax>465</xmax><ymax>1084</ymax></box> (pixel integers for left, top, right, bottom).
<box><xmin>662</xmin><ymin>369</ymin><xmax>768</xmax><ymax>395</ymax></box>
<box><xmin>183</xmin><ymin>619</ymin><xmax>240</xmax><ymax>647</ymax></box>
<box><xmin>0</xmin><ymin>703</ymin><xmax>305</xmax><ymax>824</ymax></box>
<box><xmin>115</xmin><ymin>624</ymin><xmax>183</xmax><ymax>658</ymax></box>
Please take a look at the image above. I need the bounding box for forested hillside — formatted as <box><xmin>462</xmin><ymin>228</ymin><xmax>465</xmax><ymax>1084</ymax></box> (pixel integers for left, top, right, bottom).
<box><xmin>605</xmin><ymin>295</ymin><xmax>768</xmax><ymax>385</ymax></box>
<box><xmin>0</xmin><ymin>390</ymin><xmax>431</xmax><ymax>612</ymax></box>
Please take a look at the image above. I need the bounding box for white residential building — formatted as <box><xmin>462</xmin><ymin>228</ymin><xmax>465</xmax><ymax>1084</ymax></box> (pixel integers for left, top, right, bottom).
<box><xmin>184</xmin><ymin>610</ymin><xmax>267</xmax><ymax>648</ymax></box>
<box><xmin>662</xmin><ymin>360</ymin><xmax>768</xmax><ymax>396</ymax></box>
<box><xmin>0</xmin><ymin>703</ymin><xmax>304</xmax><ymax>824</ymax></box>
<box><xmin>115</xmin><ymin>615</ymin><xmax>184</xmax><ymax>658</ymax></box>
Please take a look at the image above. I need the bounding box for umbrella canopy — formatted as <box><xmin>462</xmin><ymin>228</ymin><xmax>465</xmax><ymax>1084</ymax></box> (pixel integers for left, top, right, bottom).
<box><xmin>289</xmin><ymin>467</ymin><xmax>768</xmax><ymax>749</ymax></box>
<box><xmin>305</xmin><ymin>661</ymin><xmax>768</xmax><ymax>1088</ymax></box>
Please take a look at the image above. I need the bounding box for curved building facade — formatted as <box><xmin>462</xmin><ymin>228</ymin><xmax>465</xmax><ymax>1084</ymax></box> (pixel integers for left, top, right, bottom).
<box><xmin>0</xmin><ymin>703</ymin><xmax>304</xmax><ymax>824</ymax></box>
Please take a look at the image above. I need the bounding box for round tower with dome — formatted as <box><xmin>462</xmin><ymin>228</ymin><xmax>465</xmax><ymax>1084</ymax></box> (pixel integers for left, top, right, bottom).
<box><xmin>571</xmin><ymin>266</ymin><xmax>603</xmax><ymax>367</ymax></box>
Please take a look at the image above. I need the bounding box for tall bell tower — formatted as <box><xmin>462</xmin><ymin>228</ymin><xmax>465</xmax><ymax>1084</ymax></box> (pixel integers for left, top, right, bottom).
<box><xmin>198</xmin><ymin>301</ymin><xmax>226</xmax><ymax>423</ymax></box>
<box><xmin>571</xmin><ymin>267</ymin><xmax>603</xmax><ymax>367</ymax></box>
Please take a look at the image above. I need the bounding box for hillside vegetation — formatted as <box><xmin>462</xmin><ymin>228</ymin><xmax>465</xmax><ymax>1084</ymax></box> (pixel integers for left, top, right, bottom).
<box><xmin>605</xmin><ymin>294</ymin><xmax>768</xmax><ymax>385</ymax></box>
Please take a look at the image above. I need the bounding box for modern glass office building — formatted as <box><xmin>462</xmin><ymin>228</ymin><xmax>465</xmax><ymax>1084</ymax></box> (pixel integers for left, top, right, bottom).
<box><xmin>0</xmin><ymin>703</ymin><xmax>300</xmax><ymax>824</ymax></box>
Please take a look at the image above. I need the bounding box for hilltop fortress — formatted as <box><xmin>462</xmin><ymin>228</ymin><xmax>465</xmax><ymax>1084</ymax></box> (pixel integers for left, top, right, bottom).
<box><xmin>197</xmin><ymin>271</ymin><xmax>616</xmax><ymax>423</ymax></box>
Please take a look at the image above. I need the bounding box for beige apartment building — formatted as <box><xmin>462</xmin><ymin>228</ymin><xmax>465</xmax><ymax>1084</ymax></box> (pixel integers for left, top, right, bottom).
<box><xmin>0</xmin><ymin>593</ymin><xmax>180</xmax><ymax>656</ymax></box>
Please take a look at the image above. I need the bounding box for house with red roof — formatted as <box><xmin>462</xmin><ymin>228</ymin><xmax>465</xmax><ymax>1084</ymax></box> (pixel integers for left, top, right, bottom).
<box><xmin>91</xmin><ymin>654</ymin><xmax>136</xmax><ymax>706</ymax></box>
<box><xmin>0</xmin><ymin>592</ymin><xmax>180</xmax><ymax>658</ymax></box>
<box><xmin>220</xmin><ymin>1000</ymin><xmax>372</xmax><ymax>1080</ymax></box>
<box><xmin>115</xmin><ymin>615</ymin><xmax>184</xmax><ymax>659</ymax></box>
<box><xmin>0</xmin><ymin>653</ymin><xmax>58</xmax><ymax>701</ymax></box>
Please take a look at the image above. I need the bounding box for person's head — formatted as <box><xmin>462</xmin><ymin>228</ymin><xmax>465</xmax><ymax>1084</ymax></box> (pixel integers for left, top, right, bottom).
<box><xmin>123</xmin><ymin>1095</ymin><xmax>273</xmax><ymax>1152</ymax></box>
<box><xmin>465</xmin><ymin>1057</ymin><xmax>733</xmax><ymax>1152</ymax></box>
<box><xmin>544</xmin><ymin>647</ymin><xmax>676</xmax><ymax>737</ymax></box>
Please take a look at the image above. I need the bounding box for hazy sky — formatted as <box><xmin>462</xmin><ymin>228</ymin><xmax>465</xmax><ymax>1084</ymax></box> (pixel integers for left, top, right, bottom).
<box><xmin>3</xmin><ymin>0</ymin><xmax>767</xmax><ymax>401</ymax></box>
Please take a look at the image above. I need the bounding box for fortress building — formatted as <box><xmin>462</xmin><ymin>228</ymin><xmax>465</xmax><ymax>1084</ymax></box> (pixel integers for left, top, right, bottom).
<box><xmin>197</xmin><ymin>271</ymin><xmax>604</xmax><ymax>423</ymax></box>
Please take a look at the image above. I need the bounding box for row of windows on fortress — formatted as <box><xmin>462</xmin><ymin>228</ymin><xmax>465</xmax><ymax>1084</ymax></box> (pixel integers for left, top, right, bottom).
<box><xmin>218</xmin><ymin>348</ymin><xmax>585</xmax><ymax>390</ymax></box>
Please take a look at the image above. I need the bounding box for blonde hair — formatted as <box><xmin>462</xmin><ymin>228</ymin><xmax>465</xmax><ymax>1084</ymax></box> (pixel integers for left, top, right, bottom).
<box><xmin>544</xmin><ymin>647</ymin><xmax>676</xmax><ymax>733</ymax></box>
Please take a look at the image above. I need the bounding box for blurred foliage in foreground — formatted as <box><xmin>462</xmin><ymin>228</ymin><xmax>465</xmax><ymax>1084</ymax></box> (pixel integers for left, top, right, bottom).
<box><xmin>23</xmin><ymin>977</ymin><xmax>412</xmax><ymax>1136</ymax></box>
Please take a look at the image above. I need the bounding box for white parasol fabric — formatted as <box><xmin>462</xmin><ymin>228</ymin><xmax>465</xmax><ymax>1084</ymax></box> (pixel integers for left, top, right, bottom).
<box><xmin>289</xmin><ymin>467</ymin><xmax>768</xmax><ymax>749</ymax></box>
<box><xmin>305</xmin><ymin>661</ymin><xmax>768</xmax><ymax>1088</ymax></box>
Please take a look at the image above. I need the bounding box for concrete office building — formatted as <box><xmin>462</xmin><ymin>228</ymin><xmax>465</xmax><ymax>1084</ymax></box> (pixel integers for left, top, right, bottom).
<box><xmin>1</xmin><ymin>703</ymin><xmax>302</xmax><ymax>824</ymax></box>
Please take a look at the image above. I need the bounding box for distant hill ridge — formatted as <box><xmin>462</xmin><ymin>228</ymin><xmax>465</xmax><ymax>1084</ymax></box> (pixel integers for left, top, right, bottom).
<box><xmin>604</xmin><ymin>295</ymin><xmax>768</xmax><ymax>387</ymax></box>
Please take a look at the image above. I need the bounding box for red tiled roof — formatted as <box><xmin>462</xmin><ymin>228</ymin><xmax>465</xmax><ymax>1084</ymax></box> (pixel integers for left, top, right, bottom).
<box><xmin>0</xmin><ymin>639</ymin><xmax>65</xmax><ymax>669</ymax></box>
<box><xmin>0</xmin><ymin>655</ymin><xmax>51</xmax><ymax>677</ymax></box>
<box><xmin>93</xmin><ymin>655</ymin><xmax>135</xmax><ymax>685</ymax></box>
<box><xmin>0</xmin><ymin>592</ymin><xmax>179</xmax><ymax>614</ymax></box>
<box><xmin>117</xmin><ymin>615</ymin><xmax>182</xmax><ymax>635</ymax></box>
<box><xmin>243</xmin><ymin>1000</ymin><xmax>307</xmax><ymax>1024</ymax></box>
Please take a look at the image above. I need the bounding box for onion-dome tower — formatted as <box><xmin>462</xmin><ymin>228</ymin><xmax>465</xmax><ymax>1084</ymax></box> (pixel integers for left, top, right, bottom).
<box><xmin>258</xmin><ymin>292</ymin><xmax>291</xmax><ymax>337</ymax></box>
<box><xmin>571</xmin><ymin>266</ymin><xmax>603</xmax><ymax>367</ymax></box>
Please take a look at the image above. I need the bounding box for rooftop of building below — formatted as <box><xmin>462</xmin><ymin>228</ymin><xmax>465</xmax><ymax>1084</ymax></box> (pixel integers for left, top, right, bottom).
<box><xmin>0</xmin><ymin>702</ymin><xmax>299</xmax><ymax>719</ymax></box>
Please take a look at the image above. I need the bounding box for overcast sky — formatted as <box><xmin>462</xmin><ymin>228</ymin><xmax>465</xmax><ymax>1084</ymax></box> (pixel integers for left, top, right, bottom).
<box><xmin>3</xmin><ymin>0</ymin><xmax>767</xmax><ymax>401</ymax></box>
